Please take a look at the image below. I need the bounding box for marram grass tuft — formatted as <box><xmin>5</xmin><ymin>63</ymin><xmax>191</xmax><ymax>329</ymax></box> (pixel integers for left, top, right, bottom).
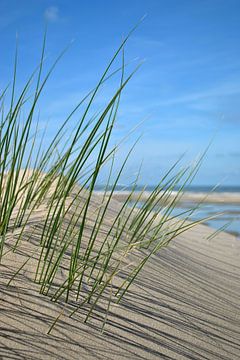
<box><xmin>0</xmin><ymin>30</ymin><xmax>215</xmax><ymax>333</ymax></box>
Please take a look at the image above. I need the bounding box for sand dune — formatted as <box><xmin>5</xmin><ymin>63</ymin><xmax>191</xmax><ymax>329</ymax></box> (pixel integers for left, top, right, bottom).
<box><xmin>0</xmin><ymin>187</ymin><xmax>240</xmax><ymax>359</ymax></box>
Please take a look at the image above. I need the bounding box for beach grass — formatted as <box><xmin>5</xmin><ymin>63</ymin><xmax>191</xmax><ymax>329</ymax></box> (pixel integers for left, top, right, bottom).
<box><xmin>0</xmin><ymin>30</ymin><xmax>215</xmax><ymax>333</ymax></box>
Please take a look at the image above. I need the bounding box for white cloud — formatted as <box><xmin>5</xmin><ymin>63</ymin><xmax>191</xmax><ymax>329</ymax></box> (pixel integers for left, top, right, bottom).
<box><xmin>44</xmin><ymin>6</ymin><xmax>59</xmax><ymax>22</ymax></box>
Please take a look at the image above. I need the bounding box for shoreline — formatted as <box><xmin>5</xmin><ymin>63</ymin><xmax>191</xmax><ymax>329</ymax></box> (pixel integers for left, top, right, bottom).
<box><xmin>95</xmin><ymin>190</ymin><xmax>240</xmax><ymax>204</ymax></box>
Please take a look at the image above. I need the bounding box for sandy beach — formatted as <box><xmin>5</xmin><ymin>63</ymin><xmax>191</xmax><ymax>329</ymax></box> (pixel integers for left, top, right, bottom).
<box><xmin>1</xmin><ymin>0</ymin><xmax>240</xmax><ymax>358</ymax></box>
<box><xmin>0</xmin><ymin>190</ymin><xmax>239</xmax><ymax>360</ymax></box>
<box><xmin>1</xmin><ymin>1</ymin><xmax>240</xmax><ymax>357</ymax></box>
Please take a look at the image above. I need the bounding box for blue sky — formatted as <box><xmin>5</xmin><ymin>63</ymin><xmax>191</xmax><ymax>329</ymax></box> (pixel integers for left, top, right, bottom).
<box><xmin>0</xmin><ymin>0</ymin><xmax>240</xmax><ymax>186</ymax></box>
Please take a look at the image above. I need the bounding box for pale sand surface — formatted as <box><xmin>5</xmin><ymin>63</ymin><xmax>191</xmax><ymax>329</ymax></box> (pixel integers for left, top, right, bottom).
<box><xmin>0</xmin><ymin>191</ymin><xmax>240</xmax><ymax>359</ymax></box>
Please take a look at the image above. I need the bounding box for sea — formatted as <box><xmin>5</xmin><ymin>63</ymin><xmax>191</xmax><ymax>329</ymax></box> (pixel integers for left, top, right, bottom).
<box><xmin>95</xmin><ymin>185</ymin><xmax>240</xmax><ymax>238</ymax></box>
<box><xmin>169</xmin><ymin>200</ymin><xmax>240</xmax><ymax>238</ymax></box>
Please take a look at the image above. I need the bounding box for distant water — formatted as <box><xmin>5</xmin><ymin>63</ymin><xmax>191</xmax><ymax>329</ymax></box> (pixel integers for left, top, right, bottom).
<box><xmin>95</xmin><ymin>184</ymin><xmax>240</xmax><ymax>193</ymax></box>
<box><xmin>95</xmin><ymin>184</ymin><xmax>240</xmax><ymax>237</ymax></box>
<box><xmin>169</xmin><ymin>202</ymin><xmax>240</xmax><ymax>238</ymax></box>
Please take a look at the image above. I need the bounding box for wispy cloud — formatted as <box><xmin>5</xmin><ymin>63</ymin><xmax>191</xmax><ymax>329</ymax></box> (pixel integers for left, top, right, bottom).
<box><xmin>156</xmin><ymin>81</ymin><xmax>240</xmax><ymax>107</ymax></box>
<box><xmin>44</xmin><ymin>6</ymin><xmax>59</xmax><ymax>22</ymax></box>
<box><xmin>131</xmin><ymin>36</ymin><xmax>164</xmax><ymax>48</ymax></box>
